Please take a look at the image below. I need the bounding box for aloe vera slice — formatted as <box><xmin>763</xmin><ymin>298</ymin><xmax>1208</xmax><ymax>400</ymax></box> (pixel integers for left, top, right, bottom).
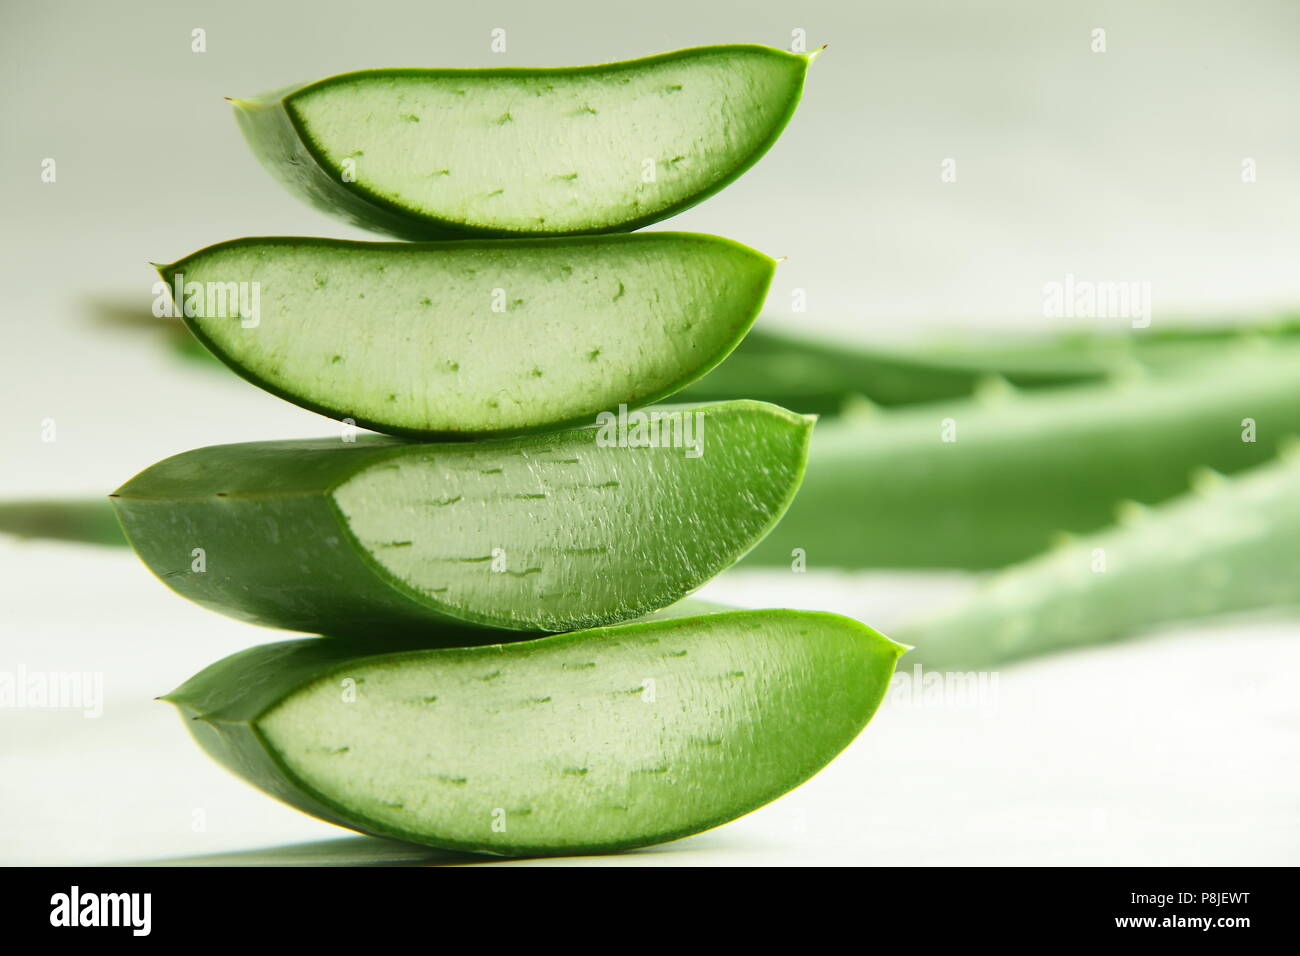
<box><xmin>232</xmin><ymin>45</ymin><xmax>813</xmax><ymax>239</ymax></box>
<box><xmin>165</xmin><ymin>608</ymin><xmax>903</xmax><ymax>855</ymax></box>
<box><xmin>161</xmin><ymin>233</ymin><xmax>774</xmax><ymax>438</ymax></box>
<box><xmin>111</xmin><ymin>401</ymin><xmax>812</xmax><ymax>634</ymax></box>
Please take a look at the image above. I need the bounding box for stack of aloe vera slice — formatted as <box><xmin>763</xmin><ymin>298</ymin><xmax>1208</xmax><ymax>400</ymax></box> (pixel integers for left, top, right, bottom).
<box><xmin>114</xmin><ymin>45</ymin><xmax>904</xmax><ymax>857</ymax></box>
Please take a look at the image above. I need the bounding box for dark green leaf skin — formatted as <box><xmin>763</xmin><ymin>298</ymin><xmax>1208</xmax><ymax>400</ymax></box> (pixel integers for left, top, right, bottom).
<box><xmin>232</xmin><ymin>86</ymin><xmax>445</xmax><ymax>241</ymax></box>
<box><xmin>160</xmin><ymin>233</ymin><xmax>775</xmax><ymax>439</ymax></box>
<box><xmin>111</xmin><ymin>402</ymin><xmax>813</xmax><ymax>635</ymax></box>
<box><xmin>743</xmin><ymin>348</ymin><xmax>1300</xmax><ymax>570</ymax></box>
<box><xmin>164</xmin><ymin>609</ymin><xmax>905</xmax><ymax>856</ymax></box>
<box><xmin>113</xmin><ymin>440</ymin><xmax>421</xmax><ymax>633</ymax></box>
<box><xmin>900</xmin><ymin>447</ymin><xmax>1300</xmax><ymax>669</ymax></box>
<box><xmin>233</xmin><ymin>45</ymin><xmax>812</xmax><ymax>240</ymax></box>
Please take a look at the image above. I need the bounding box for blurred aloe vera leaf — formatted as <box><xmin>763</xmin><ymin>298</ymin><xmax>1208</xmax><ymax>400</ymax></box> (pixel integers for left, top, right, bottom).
<box><xmin>86</xmin><ymin>295</ymin><xmax>223</xmax><ymax>369</ymax></box>
<box><xmin>898</xmin><ymin>446</ymin><xmax>1300</xmax><ymax>670</ymax></box>
<box><xmin>666</xmin><ymin>318</ymin><xmax>1300</xmax><ymax>412</ymax></box>
<box><xmin>677</xmin><ymin>328</ymin><xmax>1106</xmax><ymax>414</ymax></box>
<box><xmin>0</xmin><ymin>499</ymin><xmax>126</xmax><ymax>547</ymax></box>
<box><xmin>745</xmin><ymin>346</ymin><xmax>1300</xmax><ymax>570</ymax></box>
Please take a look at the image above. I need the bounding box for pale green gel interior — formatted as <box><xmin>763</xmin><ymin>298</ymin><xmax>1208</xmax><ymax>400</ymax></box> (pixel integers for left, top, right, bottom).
<box><xmin>330</xmin><ymin>406</ymin><xmax>806</xmax><ymax>629</ymax></box>
<box><xmin>182</xmin><ymin>237</ymin><xmax>769</xmax><ymax>433</ymax></box>
<box><xmin>289</xmin><ymin>50</ymin><xmax>800</xmax><ymax>232</ymax></box>
<box><xmin>258</xmin><ymin>612</ymin><xmax>879</xmax><ymax>849</ymax></box>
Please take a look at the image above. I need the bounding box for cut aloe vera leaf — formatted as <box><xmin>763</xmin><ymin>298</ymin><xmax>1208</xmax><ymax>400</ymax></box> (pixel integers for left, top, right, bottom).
<box><xmin>165</xmin><ymin>608</ymin><xmax>904</xmax><ymax>855</ymax></box>
<box><xmin>160</xmin><ymin>233</ymin><xmax>774</xmax><ymax>438</ymax></box>
<box><xmin>232</xmin><ymin>45</ymin><xmax>814</xmax><ymax>239</ymax></box>
<box><xmin>111</xmin><ymin>401</ymin><xmax>813</xmax><ymax>634</ymax></box>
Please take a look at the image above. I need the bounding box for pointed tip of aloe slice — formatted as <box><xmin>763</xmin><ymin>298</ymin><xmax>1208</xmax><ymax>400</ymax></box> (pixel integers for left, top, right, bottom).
<box><xmin>872</xmin><ymin>625</ymin><xmax>912</xmax><ymax>658</ymax></box>
<box><xmin>869</xmin><ymin>627</ymin><xmax>912</xmax><ymax>664</ymax></box>
<box><xmin>806</xmin><ymin>43</ymin><xmax>828</xmax><ymax>63</ymax></box>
